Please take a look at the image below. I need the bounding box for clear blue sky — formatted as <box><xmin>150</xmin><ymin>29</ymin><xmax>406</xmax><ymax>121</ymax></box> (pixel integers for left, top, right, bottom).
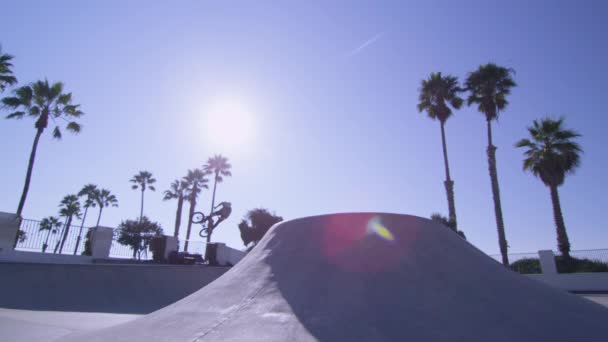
<box><xmin>1</xmin><ymin>0</ymin><xmax>607</xmax><ymax>255</ymax></box>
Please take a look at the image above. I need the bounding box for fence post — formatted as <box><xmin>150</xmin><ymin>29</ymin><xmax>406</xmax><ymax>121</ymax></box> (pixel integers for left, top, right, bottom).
<box><xmin>538</xmin><ymin>250</ymin><xmax>557</xmax><ymax>274</ymax></box>
<box><xmin>0</xmin><ymin>212</ymin><xmax>19</xmax><ymax>253</ymax></box>
<box><xmin>90</xmin><ymin>227</ymin><xmax>114</xmax><ymax>259</ymax></box>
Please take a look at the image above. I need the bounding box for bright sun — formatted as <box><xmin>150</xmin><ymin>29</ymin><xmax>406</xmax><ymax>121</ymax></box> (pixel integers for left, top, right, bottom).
<box><xmin>204</xmin><ymin>98</ymin><xmax>256</xmax><ymax>150</ymax></box>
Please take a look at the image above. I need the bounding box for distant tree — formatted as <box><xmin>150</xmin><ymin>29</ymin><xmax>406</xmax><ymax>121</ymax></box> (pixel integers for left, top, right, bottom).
<box><xmin>2</xmin><ymin>80</ymin><xmax>83</xmax><ymax>219</ymax></box>
<box><xmin>74</xmin><ymin>184</ymin><xmax>98</xmax><ymax>254</ymax></box>
<box><xmin>418</xmin><ymin>72</ymin><xmax>463</xmax><ymax>230</ymax></box>
<box><xmin>55</xmin><ymin>195</ymin><xmax>81</xmax><ymax>254</ymax></box>
<box><xmin>0</xmin><ymin>45</ymin><xmax>17</xmax><ymax>92</ymax></box>
<box><xmin>94</xmin><ymin>188</ymin><xmax>118</xmax><ymax>226</ymax></box>
<box><xmin>430</xmin><ymin>213</ymin><xmax>466</xmax><ymax>239</ymax></box>
<box><xmin>15</xmin><ymin>230</ymin><xmax>27</xmax><ymax>244</ymax></box>
<box><xmin>117</xmin><ymin>217</ymin><xmax>163</xmax><ymax>259</ymax></box>
<box><xmin>238</xmin><ymin>208</ymin><xmax>283</xmax><ymax>247</ymax></box>
<box><xmin>183</xmin><ymin>169</ymin><xmax>209</xmax><ymax>252</ymax></box>
<box><xmin>203</xmin><ymin>155</ymin><xmax>232</xmax><ymax>243</ymax></box>
<box><xmin>465</xmin><ymin>63</ymin><xmax>516</xmax><ymax>266</ymax></box>
<box><xmin>39</xmin><ymin>216</ymin><xmax>62</xmax><ymax>253</ymax></box>
<box><xmin>163</xmin><ymin>179</ymin><xmax>189</xmax><ymax>239</ymax></box>
<box><xmin>130</xmin><ymin>171</ymin><xmax>156</xmax><ymax>221</ymax></box>
<box><xmin>515</xmin><ymin>118</ymin><xmax>582</xmax><ymax>257</ymax></box>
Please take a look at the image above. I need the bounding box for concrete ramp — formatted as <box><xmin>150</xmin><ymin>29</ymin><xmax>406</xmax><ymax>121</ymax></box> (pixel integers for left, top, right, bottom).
<box><xmin>61</xmin><ymin>213</ymin><xmax>608</xmax><ymax>341</ymax></box>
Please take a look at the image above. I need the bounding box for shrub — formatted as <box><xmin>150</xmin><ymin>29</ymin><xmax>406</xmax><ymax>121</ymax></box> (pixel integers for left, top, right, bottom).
<box><xmin>556</xmin><ymin>256</ymin><xmax>608</xmax><ymax>273</ymax></box>
<box><xmin>509</xmin><ymin>258</ymin><xmax>541</xmax><ymax>274</ymax></box>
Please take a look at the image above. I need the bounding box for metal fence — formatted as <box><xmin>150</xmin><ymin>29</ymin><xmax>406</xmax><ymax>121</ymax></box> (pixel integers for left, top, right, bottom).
<box><xmin>15</xmin><ymin>219</ymin><xmax>91</xmax><ymax>255</ymax></box>
<box><xmin>568</xmin><ymin>249</ymin><xmax>608</xmax><ymax>264</ymax></box>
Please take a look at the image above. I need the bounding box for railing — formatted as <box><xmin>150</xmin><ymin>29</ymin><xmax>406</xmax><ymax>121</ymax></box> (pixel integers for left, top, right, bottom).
<box><xmin>568</xmin><ymin>249</ymin><xmax>608</xmax><ymax>264</ymax></box>
<box><xmin>15</xmin><ymin>219</ymin><xmax>91</xmax><ymax>256</ymax></box>
<box><xmin>183</xmin><ymin>240</ymin><xmax>208</xmax><ymax>256</ymax></box>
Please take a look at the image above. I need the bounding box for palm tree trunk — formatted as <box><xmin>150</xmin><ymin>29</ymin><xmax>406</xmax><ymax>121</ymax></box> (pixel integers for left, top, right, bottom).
<box><xmin>184</xmin><ymin>198</ymin><xmax>196</xmax><ymax>252</ymax></box>
<box><xmin>58</xmin><ymin>216</ymin><xmax>73</xmax><ymax>254</ymax></box>
<box><xmin>550</xmin><ymin>185</ymin><xmax>571</xmax><ymax>258</ymax></box>
<box><xmin>96</xmin><ymin>207</ymin><xmax>103</xmax><ymax>226</ymax></box>
<box><xmin>174</xmin><ymin>196</ymin><xmax>183</xmax><ymax>238</ymax></box>
<box><xmin>16</xmin><ymin>128</ymin><xmax>43</xmax><ymax>218</ymax></box>
<box><xmin>13</xmin><ymin>129</ymin><xmax>44</xmax><ymax>247</ymax></box>
<box><xmin>43</xmin><ymin>230</ymin><xmax>51</xmax><ymax>253</ymax></box>
<box><xmin>440</xmin><ymin>122</ymin><xmax>457</xmax><ymax>230</ymax></box>
<box><xmin>54</xmin><ymin>221</ymin><xmax>67</xmax><ymax>254</ymax></box>
<box><xmin>74</xmin><ymin>207</ymin><xmax>88</xmax><ymax>255</ymax></box>
<box><xmin>207</xmin><ymin>173</ymin><xmax>219</xmax><ymax>243</ymax></box>
<box><xmin>140</xmin><ymin>189</ymin><xmax>145</xmax><ymax>222</ymax></box>
<box><xmin>486</xmin><ymin>119</ymin><xmax>509</xmax><ymax>266</ymax></box>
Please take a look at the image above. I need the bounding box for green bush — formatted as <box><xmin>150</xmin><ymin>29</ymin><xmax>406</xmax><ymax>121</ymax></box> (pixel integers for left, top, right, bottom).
<box><xmin>556</xmin><ymin>256</ymin><xmax>608</xmax><ymax>273</ymax></box>
<box><xmin>509</xmin><ymin>256</ymin><xmax>608</xmax><ymax>274</ymax></box>
<box><xmin>509</xmin><ymin>258</ymin><xmax>541</xmax><ymax>274</ymax></box>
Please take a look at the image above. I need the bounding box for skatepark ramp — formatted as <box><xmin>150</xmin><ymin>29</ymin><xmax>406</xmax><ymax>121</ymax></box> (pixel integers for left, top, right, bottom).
<box><xmin>52</xmin><ymin>213</ymin><xmax>608</xmax><ymax>341</ymax></box>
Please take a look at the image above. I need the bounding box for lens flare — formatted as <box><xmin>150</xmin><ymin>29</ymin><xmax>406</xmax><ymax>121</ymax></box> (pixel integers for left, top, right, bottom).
<box><xmin>367</xmin><ymin>216</ymin><xmax>395</xmax><ymax>241</ymax></box>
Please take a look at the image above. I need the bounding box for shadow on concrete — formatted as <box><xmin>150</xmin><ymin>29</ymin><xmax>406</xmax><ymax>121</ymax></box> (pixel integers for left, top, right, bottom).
<box><xmin>0</xmin><ymin>263</ymin><xmax>228</xmax><ymax>314</ymax></box>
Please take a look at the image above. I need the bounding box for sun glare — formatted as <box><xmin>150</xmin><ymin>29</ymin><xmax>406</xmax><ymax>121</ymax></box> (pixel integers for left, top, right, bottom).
<box><xmin>204</xmin><ymin>98</ymin><xmax>256</xmax><ymax>150</ymax></box>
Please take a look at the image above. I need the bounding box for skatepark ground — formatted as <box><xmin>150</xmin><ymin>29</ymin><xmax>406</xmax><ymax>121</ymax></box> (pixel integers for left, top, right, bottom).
<box><xmin>1</xmin><ymin>294</ymin><xmax>607</xmax><ymax>342</ymax></box>
<box><xmin>1</xmin><ymin>213</ymin><xmax>608</xmax><ymax>341</ymax></box>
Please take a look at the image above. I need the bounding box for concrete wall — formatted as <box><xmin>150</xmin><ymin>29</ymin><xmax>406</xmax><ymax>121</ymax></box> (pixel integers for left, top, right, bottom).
<box><xmin>0</xmin><ymin>250</ymin><xmax>93</xmax><ymax>264</ymax></box>
<box><xmin>526</xmin><ymin>273</ymin><xmax>608</xmax><ymax>292</ymax></box>
<box><xmin>0</xmin><ymin>262</ymin><xmax>229</xmax><ymax>313</ymax></box>
<box><xmin>215</xmin><ymin>243</ymin><xmax>246</xmax><ymax>266</ymax></box>
<box><xmin>523</xmin><ymin>249</ymin><xmax>608</xmax><ymax>292</ymax></box>
<box><xmin>0</xmin><ymin>212</ymin><xmax>19</xmax><ymax>253</ymax></box>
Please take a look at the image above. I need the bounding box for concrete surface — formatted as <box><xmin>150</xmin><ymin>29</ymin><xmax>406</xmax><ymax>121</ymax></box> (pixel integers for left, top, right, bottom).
<box><xmin>583</xmin><ymin>294</ymin><xmax>608</xmax><ymax>308</ymax></box>
<box><xmin>527</xmin><ymin>272</ymin><xmax>608</xmax><ymax>292</ymax></box>
<box><xmin>52</xmin><ymin>213</ymin><xmax>608</xmax><ymax>342</ymax></box>
<box><xmin>0</xmin><ymin>262</ymin><xmax>229</xmax><ymax>313</ymax></box>
<box><xmin>0</xmin><ymin>308</ymin><xmax>139</xmax><ymax>342</ymax></box>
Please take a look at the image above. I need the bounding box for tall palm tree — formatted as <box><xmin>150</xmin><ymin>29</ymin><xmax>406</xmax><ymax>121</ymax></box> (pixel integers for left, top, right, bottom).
<box><xmin>163</xmin><ymin>179</ymin><xmax>189</xmax><ymax>239</ymax></box>
<box><xmin>0</xmin><ymin>45</ymin><xmax>17</xmax><ymax>92</ymax></box>
<box><xmin>2</xmin><ymin>80</ymin><xmax>83</xmax><ymax>218</ymax></box>
<box><xmin>417</xmin><ymin>72</ymin><xmax>463</xmax><ymax>229</ymax></box>
<box><xmin>55</xmin><ymin>195</ymin><xmax>81</xmax><ymax>254</ymax></box>
<box><xmin>183</xmin><ymin>169</ymin><xmax>209</xmax><ymax>252</ymax></box>
<box><xmin>465</xmin><ymin>63</ymin><xmax>516</xmax><ymax>266</ymax></box>
<box><xmin>515</xmin><ymin>118</ymin><xmax>582</xmax><ymax>258</ymax></box>
<box><xmin>130</xmin><ymin>171</ymin><xmax>156</xmax><ymax>221</ymax></box>
<box><xmin>39</xmin><ymin>216</ymin><xmax>61</xmax><ymax>253</ymax></box>
<box><xmin>94</xmin><ymin>188</ymin><xmax>118</xmax><ymax>226</ymax></box>
<box><xmin>203</xmin><ymin>155</ymin><xmax>232</xmax><ymax>243</ymax></box>
<box><xmin>74</xmin><ymin>184</ymin><xmax>98</xmax><ymax>254</ymax></box>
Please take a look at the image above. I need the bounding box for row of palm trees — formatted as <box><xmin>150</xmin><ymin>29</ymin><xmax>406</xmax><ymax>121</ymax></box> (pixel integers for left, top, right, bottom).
<box><xmin>37</xmin><ymin>184</ymin><xmax>118</xmax><ymax>254</ymax></box>
<box><xmin>418</xmin><ymin>63</ymin><xmax>582</xmax><ymax>265</ymax></box>
<box><xmin>1</xmin><ymin>46</ymin><xmax>234</xmax><ymax>253</ymax></box>
<box><xmin>161</xmin><ymin>155</ymin><xmax>232</xmax><ymax>251</ymax></box>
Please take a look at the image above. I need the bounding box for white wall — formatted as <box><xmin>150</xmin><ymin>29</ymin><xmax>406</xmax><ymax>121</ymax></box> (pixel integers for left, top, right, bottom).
<box><xmin>526</xmin><ymin>273</ymin><xmax>608</xmax><ymax>292</ymax></box>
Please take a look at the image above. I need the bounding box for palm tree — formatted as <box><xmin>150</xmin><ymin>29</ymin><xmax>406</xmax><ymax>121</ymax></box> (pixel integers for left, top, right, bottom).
<box><xmin>55</xmin><ymin>195</ymin><xmax>81</xmax><ymax>254</ymax></box>
<box><xmin>203</xmin><ymin>155</ymin><xmax>232</xmax><ymax>243</ymax></box>
<box><xmin>130</xmin><ymin>171</ymin><xmax>156</xmax><ymax>221</ymax></box>
<box><xmin>163</xmin><ymin>179</ymin><xmax>189</xmax><ymax>239</ymax></box>
<box><xmin>0</xmin><ymin>45</ymin><xmax>17</xmax><ymax>92</ymax></box>
<box><xmin>2</xmin><ymin>80</ymin><xmax>83</xmax><ymax>218</ymax></box>
<box><xmin>417</xmin><ymin>72</ymin><xmax>463</xmax><ymax>229</ymax></box>
<box><xmin>515</xmin><ymin>118</ymin><xmax>582</xmax><ymax>258</ymax></box>
<box><xmin>94</xmin><ymin>188</ymin><xmax>118</xmax><ymax>226</ymax></box>
<box><xmin>39</xmin><ymin>216</ymin><xmax>62</xmax><ymax>253</ymax></box>
<box><xmin>74</xmin><ymin>184</ymin><xmax>98</xmax><ymax>254</ymax></box>
<box><xmin>465</xmin><ymin>63</ymin><xmax>516</xmax><ymax>266</ymax></box>
<box><xmin>183</xmin><ymin>169</ymin><xmax>209</xmax><ymax>252</ymax></box>
<box><xmin>430</xmin><ymin>213</ymin><xmax>466</xmax><ymax>239</ymax></box>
